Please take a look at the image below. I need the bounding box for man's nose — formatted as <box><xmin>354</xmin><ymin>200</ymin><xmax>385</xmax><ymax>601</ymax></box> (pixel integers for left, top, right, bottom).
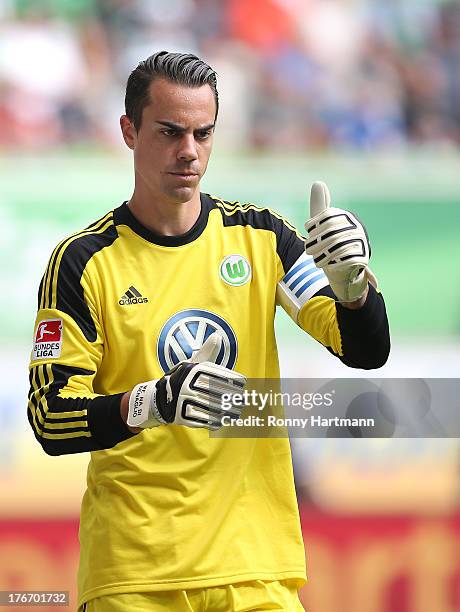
<box><xmin>177</xmin><ymin>134</ymin><xmax>198</xmax><ymax>162</ymax></box>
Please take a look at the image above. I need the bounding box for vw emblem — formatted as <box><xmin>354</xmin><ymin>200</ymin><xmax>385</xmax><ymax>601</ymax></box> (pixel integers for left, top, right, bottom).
<box><xmin>157</xmin><ymin>309</ymin><xmax>238</xmax><ymax>373</ymax></box>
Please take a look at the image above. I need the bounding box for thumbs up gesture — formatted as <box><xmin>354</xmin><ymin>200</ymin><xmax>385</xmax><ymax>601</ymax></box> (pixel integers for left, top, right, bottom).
<box><xmin>127</xmin><ymin>333</ymin><xmax>247</xmax><ymax>430</ymax></box>
<box><xmin>305</xmin><ymin>182</ymin><xmax>376</xmax><ymax>303</ymax></box>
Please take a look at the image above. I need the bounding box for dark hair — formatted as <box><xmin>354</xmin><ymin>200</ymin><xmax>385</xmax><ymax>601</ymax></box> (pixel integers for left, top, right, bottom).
<box><xmin>125</xmin><ymin>51</ymin><xmax>219</xmax><ymax>131</ymax></box>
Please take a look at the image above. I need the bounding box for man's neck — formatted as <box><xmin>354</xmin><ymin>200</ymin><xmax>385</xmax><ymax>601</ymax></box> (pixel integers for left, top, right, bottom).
<box><xmin>127</xmin><ymin>187</ymin><xmax>201</xmax><ymax>237</ymax></box>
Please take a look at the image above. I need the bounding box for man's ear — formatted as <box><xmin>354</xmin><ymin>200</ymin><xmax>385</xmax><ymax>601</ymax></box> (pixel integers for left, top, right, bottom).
<box><xmin>120</xmin><ymin>115</ymin><xmax>137</xmax><ymax>150</ymax></box>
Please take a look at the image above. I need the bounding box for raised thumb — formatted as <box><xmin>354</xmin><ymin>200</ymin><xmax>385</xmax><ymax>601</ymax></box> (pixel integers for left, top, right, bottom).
<box><xmin>309</xmin><ymin>181</ymin><xmax>331</xmax><ymax>219</ymax></box>
<box><xmin>190</xmin><ymin>332</ymin><xmax>222</xmax><ymax>364</ymax></box>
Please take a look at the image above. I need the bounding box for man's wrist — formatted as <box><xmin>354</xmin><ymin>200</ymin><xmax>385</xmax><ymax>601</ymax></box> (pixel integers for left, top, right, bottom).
<box><xmin>340</xmin><ymin>285</ymin><xmax>369</xmax><ymax>310</ymax></box>
<box><xmin>86</xmin><ymin>393</ymin><xmax>136</xmax><ymax>447</ymax></box>
<box><xmin>126</xmin><ymin>381</ymin><xmax>164</xmax><ymax>429</ymax></box>
<box><xmin>120</xmin><ymin>391</ymin><xmax>142</xmax><ymax>433</ymax></box>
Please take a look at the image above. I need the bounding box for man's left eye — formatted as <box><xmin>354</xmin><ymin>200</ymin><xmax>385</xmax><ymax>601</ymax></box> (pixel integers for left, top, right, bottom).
<box><xmin>196</xmin><ymin>131</ymin><xmax>211</xmax><ymax>140</ymax></box>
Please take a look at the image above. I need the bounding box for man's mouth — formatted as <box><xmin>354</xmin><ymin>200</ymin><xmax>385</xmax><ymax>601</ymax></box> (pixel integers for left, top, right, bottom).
<box><xmin>169</xmin><ymin>172</ymin><xmax>199</xmax><ymax>181</ymax></box>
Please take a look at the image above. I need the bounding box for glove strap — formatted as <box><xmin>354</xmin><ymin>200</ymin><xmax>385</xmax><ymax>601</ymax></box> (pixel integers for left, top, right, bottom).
<box><xmin>127</xmin><ymin>380</ymin><xmax>164</xmax><ymax>428</ymax></box>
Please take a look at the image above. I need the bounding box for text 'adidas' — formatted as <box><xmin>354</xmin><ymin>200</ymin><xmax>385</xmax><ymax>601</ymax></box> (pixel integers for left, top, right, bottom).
<box><xmin>119</xmin><ymin>285</ymin><xmax>149</xmax><ymax>306</ymax></box>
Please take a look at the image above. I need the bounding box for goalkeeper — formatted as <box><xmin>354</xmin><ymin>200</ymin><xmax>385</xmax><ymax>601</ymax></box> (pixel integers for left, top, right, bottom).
<box><xmin>27</xmin><ymin>51</ymin><xmax>389</xmax><ymax>612</ymax></box>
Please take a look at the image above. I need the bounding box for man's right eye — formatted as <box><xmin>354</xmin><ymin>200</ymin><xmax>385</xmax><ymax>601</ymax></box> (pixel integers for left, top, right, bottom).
<box><xmin>161</xmin><ymin>129</ymin><xmax>177</xmax><ymax>137</ymax></box>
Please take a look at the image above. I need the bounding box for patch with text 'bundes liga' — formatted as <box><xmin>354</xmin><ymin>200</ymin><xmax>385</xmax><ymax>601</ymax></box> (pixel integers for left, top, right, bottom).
<box><xmin>33</xmin><ymin>319</ymin><xmax>63</xmax><ymax>360</ymax></box>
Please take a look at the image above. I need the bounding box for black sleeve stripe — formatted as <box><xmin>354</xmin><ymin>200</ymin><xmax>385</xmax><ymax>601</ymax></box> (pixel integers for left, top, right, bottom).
<box><xmin>49</xmin><ymin>215</ymin><xmax>114</xmax><ymax>310</ymax></box>
<box><xmin>28</xmin><ymin>364</ymin><xmax>92</xmax><ymax>435</ymax></box>
<box><xmin>40</xmin><ymin>235</ymin><xmax>69</xmax><ymax>310</ymax></box>
<box><xmin>46</xmin><ymin>363</ymin><xmax>94</xmax><ymax>428</ymax></box>
<box><xmin>37</xmin><ymin>275</ymin><xmax>45</xmax><ymax>310</ymax></box>
<box><xmin>83</xmin><ymin>212</ymin><xmax>117</xmax><ymax>231</ymax></box>
<box><xmin>40</xmin><ymin>213</ymin><xmax>112</xmax><ymax>310</ymax></box>
<box><xmin>43</xmin><ymin>220</ymin><xmax>119</xmax><ymax>342</ymax></box>
<box><xmin>40</xmin><ymin>212</ymin><xmax>113</xmax><ymax>311</ymax></box>
<box><xmin>209</xmin><ymin>195</ymin><xmax>305</xmax><ymax>274</ymax></box>
<box><xmin>54</xmin><ymin>222</ymin><xmax>118</xmax><ymax>340</ymax></box>
<box><xmin>211</xmin><ymin>195</ymin><xmax>302</xmax><ymax>236</ymax></box>
<box><xmin>27</xmin><ymin>363</ymin><xmax>133</xmax><ymax>456</ymax></box>
<box><xmin>28</xmin><ymin>364</ymin><xmax>57</xmax><ymax>436</ymax></box>
<box><xmin>28</xmin><ymin>365</ymin><xmax>53</xmax><ymax>436</ymax></box>
<box><xmin>335</xmin><ymin>285</ymin><xmax>390</xmax><ymax>369</ymax></box>
<box><xmin>212</xmin><ymin>195</ymin><xmax>301</xmax><ymax>235</ymax></box>
<box><xmin>28</xmin><ymin>363</ymin><xmax>92</xmax><ymax>447</ymax></box>
<box><xmin>28</xmin><ymin>367</ymin><xmax>42</xmax><ymax>437</ymax></box>
<box><xmin>43</xmin><ymin>414</ymin><xmax>89</xmax><ymax>423</ymax></box>
<box><xmin>36</xmin><ymin>364</ymin><xmax>50</xmax><ymax>425</ymax></box>
<box><xmin>211</xmin><ymin>197</ymin><xmax>239</xmax><ymax>212</ymax></box>
<box><xmin>33</xmin><ymin>365</ymin><xmax>49</xmax><ymax>429</ymax></box>
<box><xmin>47</xmin><ymin>214</ymin><xmax>114</xmax><ymax>311</ymax></box>
<box><xmin>39</xmin><ymin>215</ymin><xmax>106</xmax><ymax>310</ymax></box>
<box><xmin>41</xmin><ymin>427</ymin><xmax>90</xmax><ymax>435</ymax></box>
<box><xmin>28</xmin><ymin>368</ymin><xmax>38</xmax><ymax>410</ymax></box>
<box><xmin>311</xmin><ymin>284</ymin><xmax>390</xmax><ymax>369</ymax></box>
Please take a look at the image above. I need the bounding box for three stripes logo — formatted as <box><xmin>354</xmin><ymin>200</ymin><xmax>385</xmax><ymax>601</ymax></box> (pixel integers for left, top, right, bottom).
<box><xmin>119</xmin><ymin>286</ymin><xmax>149</xmax><ymax>306</ymax></box>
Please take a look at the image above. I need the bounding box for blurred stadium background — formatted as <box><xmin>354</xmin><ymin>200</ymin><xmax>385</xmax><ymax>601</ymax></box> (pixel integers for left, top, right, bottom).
<box><xmin>1</xmin><ymin>0</ymin><xmax>460</xmax><ymax>610</ymax></box>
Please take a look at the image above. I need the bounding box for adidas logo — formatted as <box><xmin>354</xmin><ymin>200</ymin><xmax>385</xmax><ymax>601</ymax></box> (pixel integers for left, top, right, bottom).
<box><xmin>119</xmin><ymin>286</ymin><xmax>149</xmax><ymax>306</ymax></box>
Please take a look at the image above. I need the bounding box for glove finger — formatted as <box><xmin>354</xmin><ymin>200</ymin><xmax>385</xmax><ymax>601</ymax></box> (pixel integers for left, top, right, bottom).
<box><xmin>196</xmin><ymin>364</ymin><xmax>247</xmax><ymax>387</ymax></box>
<box><xmin>185</xmin><ymin>400</ymin><xmax>241</xmax><ymax>421</ymax></box>
<box><xmin>316</xmin><ymin>238</ymin><xmax>369</xmax><ymax>265</ymax></box>
<box><xmin>306</xmin><ymin>235</ymin><xmax>365</xmax><ymax>257</ymax></box>
<box><xmin>329</xmin><ymin>241</ymin><xmax>368</xmax><ymax>263</ymax></box>
<box><xmin>191</xmin><ymin>376</ymin><xmax>246</xmax><ymax>401</ymax></box>
<box><xmin>184</xmin><ymin>421</ymin><xmax>210</xmax><ymax>429</ymax></box>
<box><xmin>308</xmin><ymin>225</ymin><xmax>367</xmax><ymax>247</ymax></box>
<box><xmin>305</xmin><ymin>221</ymin><xmax>370</xmax><ymax>257</ymax></box>
<box><xmin>309</xmin><ymin>181</ymin><xmax>331</xmax><ymax>220</ymax></box>
<box><xmin>190</xmin><ymin>332</ymin><xmax>222</xmax><ymax>364</ymax></box>
<box><xmin>178</xmin><ymin>403</ymin><xmax>220</xmax><ymax>428</ymax></box>
<box><xmin>306</xmin><ymin>208</ymin><xmax>362</xmax><ymax>240</ymax></box>
<box><xmin>185</xmin><ymin>417</ymin><xmax>224</xmax><ymax>430</ymax></box>
<box><xmin>183</xmin><ymin>390</ymin><xmax>243</xmax><ymax>413</ymax></box>
<box><xmin>207</xmin><ymin>363</ymin><xmax>247</xmax><ymax>382</ymax></box>
<box><xmin>314</xmin><ymin>252</ymin><xmax>368</xmax><ymax>270</ymax></box>
<box><xmin>183</xmin><ymin>400</ymin><xmax>226</xmax><ymax>420</ymax></box>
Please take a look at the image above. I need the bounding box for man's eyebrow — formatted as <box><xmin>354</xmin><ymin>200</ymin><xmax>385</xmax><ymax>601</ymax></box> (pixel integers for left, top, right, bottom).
<box><xmin>155</xmin><ymin>120</ymin><xmax>215</xmax><ymax>131</ymax></box>
<box><xmin>196</xmin><ymin>123</ymin><xmax>216</xmax><ymax>131</ymax></box>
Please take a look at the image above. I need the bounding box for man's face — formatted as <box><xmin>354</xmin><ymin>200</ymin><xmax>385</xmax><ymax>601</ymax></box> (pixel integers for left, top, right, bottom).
<box><xmin>121</xmin><ymin>78</ymin><xmax>216</xmax><ymax>204</ymax></box>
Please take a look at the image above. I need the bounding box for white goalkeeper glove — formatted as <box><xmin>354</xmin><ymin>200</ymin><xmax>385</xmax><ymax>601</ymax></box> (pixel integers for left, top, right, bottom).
<box><xmin>127</xmin><ymin>332</ymin><xmax>246</xmax><ymax>430</ymax></box>
<box><xmin>304</xmin><ymin>181</ymin><xmax>377</xmax><ymax>303</ymax></box>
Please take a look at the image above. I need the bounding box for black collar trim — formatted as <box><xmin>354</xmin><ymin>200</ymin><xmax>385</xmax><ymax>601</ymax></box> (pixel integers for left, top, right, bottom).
<box><xmin>113</xmin><ymin>193</ymin><xmax>215</xmax><ymax>246</ymax></box>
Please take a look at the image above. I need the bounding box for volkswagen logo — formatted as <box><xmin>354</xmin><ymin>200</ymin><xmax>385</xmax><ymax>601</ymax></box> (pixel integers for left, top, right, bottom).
<box><xmin>157</xmin><ymin>309</ymin><xmax>238</xmax><ymax>373</ymax></box>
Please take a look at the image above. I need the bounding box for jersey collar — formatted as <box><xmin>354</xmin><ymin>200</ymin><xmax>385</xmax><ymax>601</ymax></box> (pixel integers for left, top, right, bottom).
<box><xmin>114</xmin><ymin>193</ymin><xmax>214</xmax><ymax>247</ymax></box>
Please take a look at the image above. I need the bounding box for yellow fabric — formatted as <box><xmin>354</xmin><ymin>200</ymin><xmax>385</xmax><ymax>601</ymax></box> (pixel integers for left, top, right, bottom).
<box><xmin>28</xmin><ymin>202</ymin><xmax>338</xmax><ymax>607</ymax></box>
<box><xmin>79</xmin><ymin>580</ymin><xmax>304</xmax><ymax>611</ymax></box>
<box><xmin>297</xmin><ymin>295</ymin><xmax>343</xmax><ymax>355</ymax></box>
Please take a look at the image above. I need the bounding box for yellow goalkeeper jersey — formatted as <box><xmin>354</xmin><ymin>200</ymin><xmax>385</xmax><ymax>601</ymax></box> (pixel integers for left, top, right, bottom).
<box><xmin>28</xmin><ymin>194</ymin><xmax>389</xmax><ymax>606</ymax></box>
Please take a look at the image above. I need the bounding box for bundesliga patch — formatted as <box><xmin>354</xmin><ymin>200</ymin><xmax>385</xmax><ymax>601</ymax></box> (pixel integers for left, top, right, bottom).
<box><xmin>33</xmin><ymin>319</ymin><xmax>63</xmax><ymax>360</ymax></box>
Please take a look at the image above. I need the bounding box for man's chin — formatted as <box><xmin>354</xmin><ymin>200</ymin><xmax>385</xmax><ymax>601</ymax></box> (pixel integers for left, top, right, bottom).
<box><xmin>167</xmin><ymin>185</ymin><xmax>198</xmax><ymax>204</ymax></box>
